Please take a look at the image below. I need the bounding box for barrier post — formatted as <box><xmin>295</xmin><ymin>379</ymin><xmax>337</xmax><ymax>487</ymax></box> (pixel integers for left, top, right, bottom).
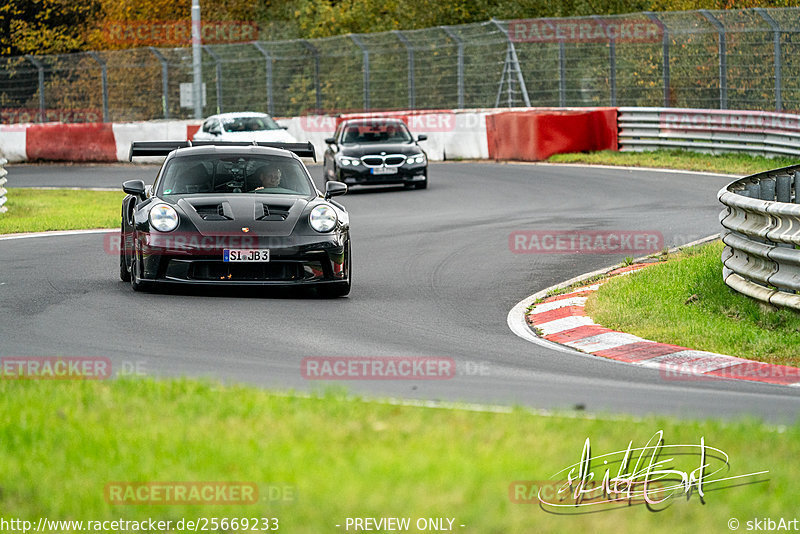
<box><xmin>349</xmin><ymin>34</ymin><xmax>370</xmax><ymax>111</ymax></box>
<box><xmin>440</xmin><ymin>26</ymin><xmax>464</xmax><ymax>109</ymax></box>
<box><xmin>25</xmin><ymin>56</ymin><xmax>46</xmax><ymax>122</ymax></box>
<box><xmin>253</xmin><ymin>42</ymin><xmax>274</xmax><ymax>116</ymax></box>
<box><xmin>149</xmin><ymin>47</ymin><xmax>170</xmax><ymax>119</ymax></box>
<box><xmin>755</xmin><ymin>8</ymin><xmax>783</xmax><ymax>112</ymax></box>
<box><xmin>700</xmin><ymin>10</ymin><xmax>727</xmax><ymax>110</ymax></box>
<box><xmin>0</xmin><ymin>158</ymin><xmax>8</xmax><ymax>214</ymax></box>
<box><xmin>87</xmin><ymin>52</ymin><xmax>110</xmax><ymax>122</ymax></box>
<box><xmin>202</xmin><ymin>45</ymin><xmax>223</xmax><ymax>114</ymax></box>
<box><xmin>393</xmin><ymin>31</ymin><xmax>416</xmax><ymax>110</ymax></box>
<box><xmin>300</xmin><ymin>40</ymin><xmax>322</xmax><ymax>113</ymax></box>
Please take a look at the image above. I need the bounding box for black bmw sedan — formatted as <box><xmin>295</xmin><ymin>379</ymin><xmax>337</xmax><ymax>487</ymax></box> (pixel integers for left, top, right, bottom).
<box><xmin>322</xmin><ymin>118</ymin><xmax>428</xmax><ymax>190</ymax></box>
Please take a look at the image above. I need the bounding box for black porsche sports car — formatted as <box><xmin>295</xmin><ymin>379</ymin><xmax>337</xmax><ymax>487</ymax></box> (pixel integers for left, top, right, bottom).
<box><xmin>322</xmin><ymin>118</ymin><xmax>428</xmax><ymax>189</ymax></box>
<box><xmin>120</xmin><ymin>141</ymin><xmax>351</xmax><ymax>297</ymax></box>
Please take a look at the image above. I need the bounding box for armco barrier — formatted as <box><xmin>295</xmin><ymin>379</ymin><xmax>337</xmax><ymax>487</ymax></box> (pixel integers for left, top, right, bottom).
<box><xmin>486</xmin><ymin>108</ymin><xmax>617</xmax><ymax>161</ymax></box>
<box><xmin>0</xmin><ymin>157</ymin><xmax>7</xmax><ymax>214</ymax></box>
<box><xmin>620</xmin><ymin>107</ymin><xmax>800</xmax><ymax>157</ymax></box>
<box><xmin>719</xmin><ymin>165</ymin><xmax>800</xmax><ymax>310</ymax></box>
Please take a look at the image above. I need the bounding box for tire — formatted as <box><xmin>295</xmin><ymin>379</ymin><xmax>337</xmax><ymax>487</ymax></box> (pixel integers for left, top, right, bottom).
<box><xmin>119</xmin><ymin>225</ymin><xmax>131</xmax><ymax>282</ymax></box>
<box><xmin>318</xmin><ymin>241</ymin><xmax>351</xmax><ymax>298</ymax></box>
<box><xmin>129</xmin><ymin>252</ymin><xmax>151</xmax><ymax>292</ymax></box>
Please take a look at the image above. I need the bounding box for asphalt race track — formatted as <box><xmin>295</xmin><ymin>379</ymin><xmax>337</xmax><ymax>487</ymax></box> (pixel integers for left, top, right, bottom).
<box><xmin>3</xmin><ymin>162</ymin><xmax>799</xmax><ymax>421</ymax></box>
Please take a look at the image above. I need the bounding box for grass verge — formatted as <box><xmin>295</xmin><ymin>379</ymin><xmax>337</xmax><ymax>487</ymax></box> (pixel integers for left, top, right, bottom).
<box><xmin>0</xmin><ymin>188</ymin><xmax>123</xmax><ymax>234</ymax></box>
<box><xmin>585</xmin><ymin>241</ymin><xmax>800</xmax><ymax>366</ymax></box>
<box><xmin>0</xmin><ymin>378</ymin><xmax>796</xmax><ymax>533</ymax></box>
<box><xmin>548</xmin><ymin>149</ymin><xmax>798</xmax><ymax>176</ymax></box>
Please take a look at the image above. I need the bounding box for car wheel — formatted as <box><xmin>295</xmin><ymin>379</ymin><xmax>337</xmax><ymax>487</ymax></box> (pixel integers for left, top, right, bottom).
<box><xmin>318</xmin><ymin>241</ymin><xmax>351</xmax><ymax>298</ymax></box>
<box><xmin>119</xmin><ymin>226</ymin><xmax>131</xmax><ymax>282</ymax></box>
<box><xmin>129</xmin><ymin>251</ymin><xmax>151</xmax><ymax>292</ymax></box>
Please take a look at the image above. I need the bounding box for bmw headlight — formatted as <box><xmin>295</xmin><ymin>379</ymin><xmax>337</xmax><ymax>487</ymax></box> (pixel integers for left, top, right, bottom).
<box><xmin>406</xmin><ymin>153</ymin><xmax>426</xmax><ymax>165</ymax></box>
<box><xmin>338</xmin><ymin>155</ymin><xmax>360</xmax><ymax>166</ymax></box>
<box><xmin>309</xmin><ymin>204</ymin><xmax>338</xmax><ymax>233</ymax></box>
<box><xmin>149</xmin><ymin>203</ymin><xmax>179</xmax><ymax>232</ymax></box>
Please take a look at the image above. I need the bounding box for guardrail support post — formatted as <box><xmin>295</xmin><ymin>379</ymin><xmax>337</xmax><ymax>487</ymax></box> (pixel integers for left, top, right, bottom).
<box><xmin>645</xmin><ymin>13</ymin><xmax>670</xmax><ymax>107</ymax></box>
<box><xmin>440</xmin><ymin>26</ymin><xmax>465</xmax><ymax>109</ymax></box>
<box><xmin>0</xmin><ymin>159</ymin><xmax>7</xmax><ymax>214</ymax></box>
<box><xmin>776</xmin><ymin>174</ymin><xmax>791</xmax><ymax>203</ymax></box>
<box><xmin>24</xmin><ymin>56</ymin><xmax>46</xmax><ymax>122</ymax></box>
<box><xmin>300</xmin><ymin>40</ymin><xmax>322</xmax><ymax>113</ymax></box>
<box><xmin>795</xmin><ymin>172</ymin><xmax>800</xmax><ymax>204</ymax></box>
<box><xmin>149</xmin><ymin>47</ymin><xmax>170</xmax><ymax>119</ymax></box>
<box><xmin>253</xmin><ymin>43</ymin><xmax>274</xmax><ymax>116</ymax></box>
<box><xmin>349</xmin><ymin>35</ymin><xmax>370</xmax><ymax>111</ymax></box>
<box><xmin>88</xmin><ymin>52</ymin><xmax>110</xmax><ymax>122</ymax></box>
<box><xmin>755</xmin><ymin>8</ymin><xmax>782</xmax><ymax>112</ymax></box>
<box><xmin>202</xmin><ymin>46</ymin><xmax>223</xmax><ymax>114</ymax></box>
<box><xmin>393</xmin><ymin>31</ymin><xmax>416</xmax><ymax>110</ymax></box>
<box><xmin>700</xmin><ymin>10</ymin><xmax>727</xmax><ymax>110</ymax></box>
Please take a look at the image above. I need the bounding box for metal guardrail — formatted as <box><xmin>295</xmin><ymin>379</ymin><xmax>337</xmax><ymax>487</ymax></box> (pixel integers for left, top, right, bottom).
<box><xmin>0</xmin><ymin>158</ymin><xmax>7</xmax><ymax>214</ymax></box>
<box><xmin>620</xmin><ymin>107</ymin><xmax>800</xmax><ymax>157</ymax></box>
<box><xmin>719</xmin><ymin>165</ymin><xmax>800</xmax><ymax>310</ymax></box>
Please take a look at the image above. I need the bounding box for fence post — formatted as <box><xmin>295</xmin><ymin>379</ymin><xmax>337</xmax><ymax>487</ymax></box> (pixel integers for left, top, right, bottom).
<box><xmin>491</xmin><ymin>19</ymin><xmax>531</xmax><ymax>107</ymax></box>
<box><xmin>87</xmin><ymin>52</ymin><xmax>110</xmax><ymax>122</ymax></box>
<box><xmin>700</xmin><ymin>10</ymin><xmax>727</xmax><ymax>110</ymax></box>
<box><xmin>392</xmin><ymin>31</ymin><xmax>415</xmax><ymax>110</ymax></box>
<box><xmin>149</xmin><ymin>47</ymin><xmax>169</xmax><ymax>119</ymax></box>
<box><xmin>593</xmin><ymin>16</ymin><xmax>616</xmax><ymax>106</ymax></box>
<box><xmin>202</xmin><ymin>45</ymin><xmax>223</xmax><ymax>114</ymax></box>
<box><xmin>644</xmin><ymin>12</ymin><xmax>670</xmax><ymax>107</ymax></box>
<box><xmin>24</xmin><ymin>56</ymin><xmax>46</xmax><ymax>122</ymax></box>
<box><xmin>0</xmin><ymin>158</ymin><xmax>7</xmax><ymax>214</ymax></box>
<box><xmin>440</xmin><ymin>26</ymin><xmax>464</xmax><ymax>109</ymax></box>
<box><xmin>349</xmin><ymin>34</ymin><xmax>370</xmax><ymax>111</ymax></box>
<box><xmin>755</xmin><ymin>8</ymin><xmax>782</xmax><ymax>112</ymax></box>
<box><xmin>252</xmin><ymin>43</ymin><xmax>274</xmax><ymax>116</ymax></box>
<box><xmin>300</xmin><ymin>40</ymin><xmax>322</xmax><ymax>113</ymax></box>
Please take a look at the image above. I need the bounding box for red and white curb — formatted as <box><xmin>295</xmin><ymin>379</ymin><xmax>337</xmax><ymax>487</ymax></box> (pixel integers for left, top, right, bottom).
<box><xmin>510</xmin><ymin>263</ymin><xmax>800</xmax><ymax>387</ymax></box>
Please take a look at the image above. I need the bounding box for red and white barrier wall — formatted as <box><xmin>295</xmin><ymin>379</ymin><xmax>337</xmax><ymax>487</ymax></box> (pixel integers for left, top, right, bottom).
<box><xmin>0</xmin><ymin>108</ymin><xmax>619</xmax><ymax>164</ymax></box>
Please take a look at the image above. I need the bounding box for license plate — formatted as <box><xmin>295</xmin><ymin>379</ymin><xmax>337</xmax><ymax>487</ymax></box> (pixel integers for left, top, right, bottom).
<box><xmin>223</xmin><ymin>249</ymin><xmax>270</xmax><ymax>262</ymax></box>
<box><xmin>371</xmin><ymin>167</ymin><xmax>398</xmax><ymax>175</ymax></box>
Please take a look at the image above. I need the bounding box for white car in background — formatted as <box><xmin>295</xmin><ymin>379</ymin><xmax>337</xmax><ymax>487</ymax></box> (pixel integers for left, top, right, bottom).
<box><xmin>193</xmin><ymin>112</ymin><xmax>297</xmax><ymax>143</ymax></box>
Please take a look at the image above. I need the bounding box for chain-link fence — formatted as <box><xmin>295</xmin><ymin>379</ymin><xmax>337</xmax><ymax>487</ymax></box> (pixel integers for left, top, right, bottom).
<box><xmin>2</xmin><ymin>8</ymin><xmax>800</xmax><ymax>123</ymax></box>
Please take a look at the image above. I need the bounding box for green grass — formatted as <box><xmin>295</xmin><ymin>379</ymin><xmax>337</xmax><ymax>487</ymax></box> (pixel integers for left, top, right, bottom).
<box><xmin>586</xmin><ymin>241</ymin><xmax>800</xmax><ymax>366</ymax></box>
<box><xmin>0</xmin><ymin>378</ymin><xmax>796</xmax><ymax>533</ymax></box>
<box><xmin>0</xmin><ymin>188</ymin><xmax>123</xmax><ymax>234</ymax></box>
<box><xmin>548</xmin><ymin>149</ymin><xmax>800</xmax><ymax>176</ymax></box>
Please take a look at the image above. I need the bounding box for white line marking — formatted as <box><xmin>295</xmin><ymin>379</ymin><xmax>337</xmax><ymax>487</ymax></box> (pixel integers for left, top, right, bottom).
<box><xmin>0</xmin><ymin>228</ymin><xmax>115</xmax><ymax>241</ymax></box>
<box><xmin>530</xmin><ymin>296</ymin><xmax>588</xmax><ymax>314</ymax></box>
<box><xmin>564</xmin><ymin>332</ymin><xmax>647</xmax><ymax>353</ymax></box>
<box><xmin>535</xmin><ymin>316</ymin><xmax>596</xmax><ymax>336</ymax></box>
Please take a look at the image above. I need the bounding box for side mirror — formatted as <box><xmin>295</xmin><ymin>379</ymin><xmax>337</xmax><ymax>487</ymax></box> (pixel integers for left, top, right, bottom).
<box><xmin>123</xmin><ymin>179</ymin><xmax>146</xmax><ymax>200</ymax></box>
<box><xmin>209</xmin><ymin>127</ymin><xmax>221</xmax><ymax>136</ymax></box>
<box><xmin>324</xmin><ymin>137</ymin><xmax>336</xmax><ymax>145</ymax></box>
<box><xmin>417</xmin><ymin>134</ymin><xmax>428</xmax><ymax>142</ymax></box>
<box><xmin>324</xmin><ymin>181</ymin><xmax>347</xmax><ymax>199</ymax></box>
<box><xmin>280</xmin><ymin>125</ymin><xmax>289</xmax><ymax>130</ymax></box>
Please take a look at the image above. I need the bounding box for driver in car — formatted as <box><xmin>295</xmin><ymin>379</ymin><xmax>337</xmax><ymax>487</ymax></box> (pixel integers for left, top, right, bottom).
<box><xmin>254</xmin><ymin>166</ymin><xmax>282</xmax><ymax>190</ymax></box>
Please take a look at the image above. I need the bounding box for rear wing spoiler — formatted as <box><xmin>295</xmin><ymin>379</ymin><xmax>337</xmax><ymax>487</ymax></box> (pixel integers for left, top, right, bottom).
<box><xmin>129</xmin><ymin>141</ymin><xmax>316</xmax><ymax>162</ymax></box>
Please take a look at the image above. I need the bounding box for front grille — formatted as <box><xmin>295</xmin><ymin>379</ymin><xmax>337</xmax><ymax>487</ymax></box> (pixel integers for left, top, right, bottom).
<box><xmin>360</xmin><ymin>154</ymin><xmax>406</xmax><ymax>167</ymax></box>
<box><xmin>362</xmin><ymin>156</ymin><xmax>383</xmax><ymax>166</ymax></box>
<box><xmin>164</xmin><ymin>259</ymin><xmax>324</xmax><ymax>282</ymax></box>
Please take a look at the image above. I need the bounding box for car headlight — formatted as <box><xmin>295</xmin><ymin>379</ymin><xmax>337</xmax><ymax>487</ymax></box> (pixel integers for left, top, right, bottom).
<box><xmin>406</xmin><ymin>154</ymin><xmax>426</xmax><ymax>165</ymax></box>
<box><xmin>149</xmin><ymin>203</ymin><xmax>179</xmax><ymax>232</ymax></box>
<box><xmin>309</xmin><ymin>204</ymin><xmax>338</xmax><ymax>233</ymax></box>
<box><xmin>338</xmin><ymin>156</ymin><xmax>360</xmax><ymax>166</ymax></box>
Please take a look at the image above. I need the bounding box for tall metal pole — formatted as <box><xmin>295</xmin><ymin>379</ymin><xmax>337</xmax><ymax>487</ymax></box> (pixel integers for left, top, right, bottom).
<box><xmin>191</xmin><ymin>0</ymin><xmax>203</xmax><ymax>119</ymax></box>
<box><xmin>700</xmin><ymin>10</ymin><xmax>727</xmax><ymax>110</ymax></box>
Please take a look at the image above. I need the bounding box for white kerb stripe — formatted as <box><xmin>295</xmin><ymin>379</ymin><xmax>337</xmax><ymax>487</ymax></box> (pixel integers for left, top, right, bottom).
<box><xmin>535</xmin><ymin>316</ymin><xmax>596</xmax><ymax>336</ymax></box>
<box><xmin>564</xmin><ymin>332</ymin><xmax>646</xmax><ymax>353</ymax></box>
<box><xmin>637</xmin><ymin>350</ymin><xmax>744</xmax><ymax>373</ymax></box>
<box><xmin>531</xmin><ymin>296</ymin><xmax>588</xmax><ymax>314</ymax></box>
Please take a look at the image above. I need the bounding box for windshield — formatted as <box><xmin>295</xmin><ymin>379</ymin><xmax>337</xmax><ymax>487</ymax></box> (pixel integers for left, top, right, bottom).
<box><xmin>158</xmin><ymin>155</ymin><xmax>314</xmax><ymax>197</ymax></box>
<box><xmin>341</xmin><ymin>122</ymin><xmax>412</xmax><ymax>144</ymax></box>
<box><xmin>221</xmin><ymin>115</ymin><xmax>281</xmax><ymax>133</ymax></box>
